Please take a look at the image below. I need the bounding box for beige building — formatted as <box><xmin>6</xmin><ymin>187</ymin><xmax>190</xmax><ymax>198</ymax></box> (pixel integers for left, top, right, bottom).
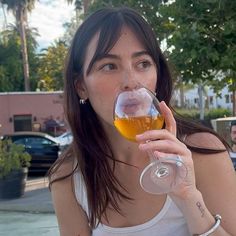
<box><xmin>0</xmin><ymin>91</ymin><xmax>66</xmax><ymax>136</ymax></box>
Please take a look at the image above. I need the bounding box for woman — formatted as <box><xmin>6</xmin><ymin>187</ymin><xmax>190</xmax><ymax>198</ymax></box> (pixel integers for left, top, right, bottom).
<box><xmin>49</xmin><ymin>7</ymin><xmax>236</xmax><ymax>236</ymax></box>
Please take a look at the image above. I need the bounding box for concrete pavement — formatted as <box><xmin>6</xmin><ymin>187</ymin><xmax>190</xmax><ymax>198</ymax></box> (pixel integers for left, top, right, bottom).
<box><xmin>0</xmin><ymin>177</ymin><xmax>59</xmax><ymax>236</ymax></box>
<box><xmin>0</xmin><ymin>177</ymin><xmax>54</xmax><ymax>213</ymax></box>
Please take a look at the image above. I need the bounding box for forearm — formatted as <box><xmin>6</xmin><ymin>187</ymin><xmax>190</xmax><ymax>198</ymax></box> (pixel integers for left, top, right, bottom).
<box><xmin>170</xmin><ymin>190</ymin><xmax>231</xmax><ymax>236</ymax></box>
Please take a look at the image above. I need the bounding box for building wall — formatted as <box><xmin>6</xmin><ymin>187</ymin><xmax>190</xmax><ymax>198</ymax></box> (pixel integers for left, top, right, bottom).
<box><xmin>173</xmin><ymin>86</ymin><xmax>233</xmax><ymax>110</ymax></box>
<box><xmin>0</xmin><ymin>91</ymin><xmax>65</xmax><ymax>136</ymax></box>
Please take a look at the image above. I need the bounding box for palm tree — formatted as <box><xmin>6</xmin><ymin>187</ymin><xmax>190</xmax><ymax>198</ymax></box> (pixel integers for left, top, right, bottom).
<box><xmin>67</xmin><ymin>0</ymin><xmax>91</xmax><ymax>15</ymax></box>
<box><xmin>0</xmin><ymin>0</ymin><xmax>37</xmax><ymax>91</ymax></box>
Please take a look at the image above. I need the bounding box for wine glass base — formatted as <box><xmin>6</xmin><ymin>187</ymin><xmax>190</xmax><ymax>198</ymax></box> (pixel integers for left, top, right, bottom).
<box><xmin>140</xmin><ymin>158</ymin><xmax>187</xmax><ymax>194</ymax></box>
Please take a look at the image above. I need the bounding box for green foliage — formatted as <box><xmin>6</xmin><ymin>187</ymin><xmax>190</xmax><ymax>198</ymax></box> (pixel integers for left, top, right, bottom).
<box><xmin>163</xmin><ymin>0</ymin><xmax>236</xmax><ymax>90</ymax></box>
<box><xmin>0</xmin><ymin>0</ymin><xmax>37</xmax><ymax>13</ymax></box>
<box><xmin>0</xmin><ymin>26</ymin><xmax>23</xmax><ymax>91</ymax></box>
<box><xmin>37</xmin><ymin>40</ymin><xmax>68</xmax><ymax>91</ymax></box>
<box><xmin>205</xmin><ymin>108</ymin><xmax>232</xmax><ymax>120</ymax></box>
<box><xmin>1</xmin><ymin>0</ymin><xmax>38</xmax><ymax>91</ymax></box>
<box><xmin>0</xmin><ymin>25</ymin><xmax>39</xmax><ymax>91</ymax></box>
<box><xmin>176</xmin><ymin>108</ymin><xmax>232</xmax><ymax>120</ymax></box>
<box><xmin>0</xmin><ymin>139</ymin><xmax>31</xmax><ymax>178</ymax></box>
<box><xmin>87</xmin><ymin>0</ymin><xmax>166</xmax><ymax>39</ymax></box>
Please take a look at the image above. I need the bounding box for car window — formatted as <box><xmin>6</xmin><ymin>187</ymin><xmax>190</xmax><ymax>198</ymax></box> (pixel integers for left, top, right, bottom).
<box><xmin>27</xmin><ymin>137</ymin><xmax>54</xmax><ymax>148</ymax></box>
<box><xmin>13</xmin><ymin>137</ymin><xmax>27</xmax><ymax>145</ymax></box>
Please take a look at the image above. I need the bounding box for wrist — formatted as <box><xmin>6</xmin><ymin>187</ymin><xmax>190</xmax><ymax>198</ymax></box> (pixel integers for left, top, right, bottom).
<box><xmin>169</xmin><ymin>188</ymin><xmax>204</xmax><ymax>214</ymax></box>
<box><xmin>192</xmin><ymin>214</ymin><xmax>222</xmax><ymax>236</ymax></box>
<box><xmin>169</xmin><ymin>190</ymin><xmax>218</xmax><ymax>235</ymax></box>
<box><xmin>169</xmin><ymin>187</ymin><xmax>201</xmax><ymax>203</ymax></box>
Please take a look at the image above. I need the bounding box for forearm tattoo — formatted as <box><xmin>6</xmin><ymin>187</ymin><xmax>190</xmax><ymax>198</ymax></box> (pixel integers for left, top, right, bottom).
<box><xmin>196</xmin><ymin>201</ymin><xmax>205</xmax><ymax>217</ymax></box>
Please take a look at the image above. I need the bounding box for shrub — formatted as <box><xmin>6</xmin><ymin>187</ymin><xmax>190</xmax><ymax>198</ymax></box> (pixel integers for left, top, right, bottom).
<box><xmin>175</xmin><ymin>108</ymin><xmax>232</xmax><ymax>120</ymax></box>
<box><xmin>0</xmin><ymin>139</ymin><xmax>31</xmax><ymax>178</ymax></box>
<box><xmin>205</xmin><ymin>108</ymin><xmax>232</xmax><ymax>120</ymax></box>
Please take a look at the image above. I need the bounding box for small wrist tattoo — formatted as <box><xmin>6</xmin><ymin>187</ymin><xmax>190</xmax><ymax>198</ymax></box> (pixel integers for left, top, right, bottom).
<box><xmin>196</xmin><ymin>201</ymin><xmax>205</xmax><ymax>217</ymax></box>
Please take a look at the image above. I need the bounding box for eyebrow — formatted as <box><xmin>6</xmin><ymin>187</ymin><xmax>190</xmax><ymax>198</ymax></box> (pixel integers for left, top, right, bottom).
<box><xmin>87</xmin><ymin>50</ymin><xmax>151</xmax><ymax>75</ymax></box>
<box><xmin>97</xmin><ymin>50</ymin><xmax>150</xmax><ymax>61</ymax></box>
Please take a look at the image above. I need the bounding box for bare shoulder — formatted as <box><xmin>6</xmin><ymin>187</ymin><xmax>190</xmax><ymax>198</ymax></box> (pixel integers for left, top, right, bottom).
<box><xmin>185</xmin><ymin>131</ymin><xmax>226</xmax><ymax>150</ymax></box>
<box><xmin>186</xmin><ymin>132</ymin><xmax>236</xmax><ymax>235</ymax></box>
<box><xmin>50</xmin><ymin>155</ymin><xmax>90</xmax><ymax>236</ymax></box>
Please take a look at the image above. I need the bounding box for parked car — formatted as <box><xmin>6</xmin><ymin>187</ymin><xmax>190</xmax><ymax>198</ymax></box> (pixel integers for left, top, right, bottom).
<box><xmin>55</xmin><ymin>131</ymin><xmax>73</xmax><ymax>148</ymax></box>
<box><xmin>1</xmin><ymin>132</ymin><xmax>61</xmax><ymax>173</ymax></box>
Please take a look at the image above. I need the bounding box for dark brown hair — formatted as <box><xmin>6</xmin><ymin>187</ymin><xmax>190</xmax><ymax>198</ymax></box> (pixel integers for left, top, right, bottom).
<box><xmin>48</xmin><ymin>7</ymin><xmax>228</xmax><ymax>228</ymax></box>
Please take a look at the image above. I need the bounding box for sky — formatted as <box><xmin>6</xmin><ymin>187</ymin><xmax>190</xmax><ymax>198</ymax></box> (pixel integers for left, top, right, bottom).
<box><xmin>0</xmin><ymin>0</ymin><xmax>75</xmax><ymax>50</ymax></box>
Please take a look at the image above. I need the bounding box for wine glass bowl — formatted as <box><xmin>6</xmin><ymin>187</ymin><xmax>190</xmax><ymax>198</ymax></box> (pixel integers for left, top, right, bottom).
<box><xmin>114</xmin><ymin>87</ymin><xmax>164</xmax><ymax>141</ymax></box>
<box><xmin>113</xmin><ymin>86</ymin><xmax>187</xmax><ymax>194</ymax></box>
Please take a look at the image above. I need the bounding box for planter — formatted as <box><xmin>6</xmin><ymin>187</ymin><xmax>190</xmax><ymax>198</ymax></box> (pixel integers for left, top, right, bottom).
<box><xmin>0</xmin><ymin>167</ymin><xmax>28</xmax><ymax>199</ymax></box>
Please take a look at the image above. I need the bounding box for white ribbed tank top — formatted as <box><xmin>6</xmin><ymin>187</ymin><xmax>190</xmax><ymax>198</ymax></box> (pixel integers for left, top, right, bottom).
<box><xmin>73</xmin><ymin>170</ymin><xmax>190</xmax><ymax>236</ymax></box>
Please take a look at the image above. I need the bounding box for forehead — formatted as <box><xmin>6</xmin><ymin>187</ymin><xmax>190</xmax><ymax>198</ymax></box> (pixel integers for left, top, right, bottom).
<box><xmin>84</xmin><ymin>32</ymin><xmax>99</xmax><ymax>65</ymax></box>
<box><xmin>83</xmin><ymin>26</ymin><xmax>145</xmax><ymax>71</ymax></box>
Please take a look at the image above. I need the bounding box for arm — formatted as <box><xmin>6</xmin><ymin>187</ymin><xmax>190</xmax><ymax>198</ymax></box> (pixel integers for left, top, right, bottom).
<box><xmin>136</xmin><ymin>102</ymin><xmax>236</xmax><ymax>235</ymax></box>
<box><xmin>171</xmin><ymin>132</ymin><xmax>236</xmax><ymax>236</ymax></box>
<box><xmin>50</xmin><ymin>163</ymin><xmax>91</xmax><ymax>236</ymax></box>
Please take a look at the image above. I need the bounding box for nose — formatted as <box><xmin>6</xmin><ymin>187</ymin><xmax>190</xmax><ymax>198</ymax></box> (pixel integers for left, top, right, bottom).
<box><xmin>120</xmin><ymin>69</ymin><xmax>138</xmax><ymax>91</ymax></box>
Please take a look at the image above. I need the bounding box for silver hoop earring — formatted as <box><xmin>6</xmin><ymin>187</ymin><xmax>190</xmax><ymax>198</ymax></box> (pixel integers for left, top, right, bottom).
<box><xmin>80</xmin><ymin>99</ymin><xmax>86</xmax><ymax>104</ymax></box>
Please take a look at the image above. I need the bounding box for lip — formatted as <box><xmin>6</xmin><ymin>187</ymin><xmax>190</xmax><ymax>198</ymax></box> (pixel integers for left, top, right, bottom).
<box><xmin>122</xmin><ymin>98</ymin><xmax>140</xmax><ymax>106</ymax></box>
<box><xmin>120</xmin><ymin>99</ymin><xmax>141</xmax><ymax>115</ymax></box>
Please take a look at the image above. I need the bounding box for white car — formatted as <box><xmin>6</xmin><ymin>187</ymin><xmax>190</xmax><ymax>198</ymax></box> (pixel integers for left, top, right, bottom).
<box><xmin>55</xmin><ymin>132</ymin><xmax>73</xmax><ymax>147</ymax></box>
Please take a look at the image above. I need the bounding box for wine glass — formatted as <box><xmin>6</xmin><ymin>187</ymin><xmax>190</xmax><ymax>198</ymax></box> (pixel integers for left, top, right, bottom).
<box><xmin>113</xmin><ymin>86</ymin><xmax>188</xmax><ymax>194</ymax></box>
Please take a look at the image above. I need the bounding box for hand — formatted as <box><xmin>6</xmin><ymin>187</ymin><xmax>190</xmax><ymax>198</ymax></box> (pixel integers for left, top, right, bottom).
<box><xmin>136</xmin><ymin>101</ymin><xmax>196</xmax><ymax>199</ymax></box>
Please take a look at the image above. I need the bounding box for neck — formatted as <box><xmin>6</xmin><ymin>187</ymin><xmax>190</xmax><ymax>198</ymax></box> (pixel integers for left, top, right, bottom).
<box><xmin>102</xmin><ymin>121</ymin><xmax>149</xmax><ymax>165</ymax></box>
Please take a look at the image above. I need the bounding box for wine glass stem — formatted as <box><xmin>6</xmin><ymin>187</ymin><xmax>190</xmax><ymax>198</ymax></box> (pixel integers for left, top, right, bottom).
<box><xmin>146</xmin><ymin>150</ymin><xmax>170</xmax><ymax>178</ymax></box>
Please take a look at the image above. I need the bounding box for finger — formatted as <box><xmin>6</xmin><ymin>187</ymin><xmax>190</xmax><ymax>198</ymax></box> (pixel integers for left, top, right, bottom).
<box><xmin>138</xmin><ymin>139</ymin><xmax>189</xmax><ymax>156</ymax></box>
<box><xmin>159</xmin><ymin>101</ymin><xmax>176</xmax><ymax>136</ymax></box>
<box><xmin>136</xmin><ymin>129</ymin><xmax>178</xmax><ymax>143</ymax></box>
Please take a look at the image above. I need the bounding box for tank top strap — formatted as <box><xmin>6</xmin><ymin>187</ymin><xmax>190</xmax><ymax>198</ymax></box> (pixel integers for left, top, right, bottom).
<box><xmin>73</xmin><ymin>167</ymin><xmax>90</xmax><ymax>216</ymax></box>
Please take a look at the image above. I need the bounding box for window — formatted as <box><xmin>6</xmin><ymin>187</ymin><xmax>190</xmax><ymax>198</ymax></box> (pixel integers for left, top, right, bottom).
<box><xmin>14</xmin><ymin>115</ymin><xmax>32</xmax><ymax>132</ymax></box>
<box><xmin>13</xmin><ymin>137</ymin><xmax>26</xmax><ymax>145</ymax></box>
<box><xmin>225</xmin><ymin>95</ymin><xmax>230</xmax><ymax>103</ymax></box>
<box><xmin>209</xmin><ymin>96</ymin><xmax>214</xmax><ymax>105</ymax></box>
<box><xmin>27</xmin><ymin>137</ymin><xmax>53</xmax><ymax>149</ymax></box>
<box><xmin>194</xmin><ymin>98</ymin><xmax>199</xmax><ymax>104</ymax></box>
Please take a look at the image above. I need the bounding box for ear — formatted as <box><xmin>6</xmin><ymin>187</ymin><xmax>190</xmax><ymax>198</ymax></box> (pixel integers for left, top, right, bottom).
<box><xmin>74</xmin><ymin>79</ymin><xmax>88</xmax><ymax>99</ymax></box>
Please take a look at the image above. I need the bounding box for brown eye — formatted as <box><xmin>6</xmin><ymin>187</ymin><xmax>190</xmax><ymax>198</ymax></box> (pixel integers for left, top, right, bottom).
<box><xmin>136</xmin><ymin>60</ymin><xmax>152</xmax><ymax>70</ymax></box>
<box><xmin>100</xmin><ymin>63</ymin><xmax>117</xmax><ymax>71</ymax></box>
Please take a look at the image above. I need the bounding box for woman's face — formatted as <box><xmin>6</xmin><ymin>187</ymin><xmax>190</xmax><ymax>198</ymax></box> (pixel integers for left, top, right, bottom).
<box><xmin>76</xmin><ymin>26</ymin><xmax>157</xmax><ymax>126</ymax></box>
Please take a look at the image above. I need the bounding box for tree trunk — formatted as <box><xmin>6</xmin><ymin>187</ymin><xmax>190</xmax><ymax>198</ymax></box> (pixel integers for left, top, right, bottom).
<box><xmin>75</xmin><ymin>8</ymin><xmax>80</xmax><ymax>24</ymax></box>
<box><xmin>16</xmin><ymin>6</ymin><xmax>30</xmax><ymax>91</ymax></box>
<box><xmin>233</xmin><ymin>89</ymin><xmax>236</xmax><ymax>116</ymax></box>
<box><xmin>198</xmin><ymin>83</ymin><xmax>205</xmax><ymax>120</ymax></box>
<box><xmin>83</xmin><ymin>0</ymin><xmax>91</xmax><ymax>14</ymax></box>
<box><xmin>180</xmin><ymin>82</ymin><xmax>184</xmax><ymax>108</ymax></box>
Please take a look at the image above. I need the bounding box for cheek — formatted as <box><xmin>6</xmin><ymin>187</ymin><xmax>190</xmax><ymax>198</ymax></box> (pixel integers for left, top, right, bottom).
<box><xmin>86</xmin><ymin>82</ymin><xmax>116</xmax><ymax>122</ymax></box>
<box><xmin>141</xmin><ymin>71</ymin><xmax>157</xmax><ymax>93</ymax></box>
